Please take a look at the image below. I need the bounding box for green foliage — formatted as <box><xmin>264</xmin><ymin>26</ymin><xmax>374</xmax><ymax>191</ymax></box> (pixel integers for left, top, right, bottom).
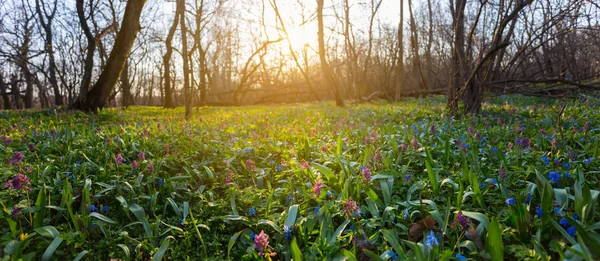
<box><xmin>0</xmin><ymin>96</ymin><xmax>599</xmax><ymax>260</ymax></box>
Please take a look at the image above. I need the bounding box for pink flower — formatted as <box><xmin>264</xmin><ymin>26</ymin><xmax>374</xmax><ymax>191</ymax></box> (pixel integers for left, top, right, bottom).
<box><xmin>361</xmin><ymin>166</ymin><xmax>372</xmax><ymax>183</ymax></box>
<box><xmin>344</xmin><ymin>199</ymin><xmax>361</xmax><ymax>217</ymax></box>
<box><xmin>254</xmin><ymin>230</ymin><xmax>272</xmax><ymax>256</ymax></box>
<box><xmin>132</xmin><ymin>160</ymin><xmax>138</xmax><ymax>169</ymax></box>
<box><xmin>115</xmin><ymin>154</ymin><xmax>124</xmax><ymax>166</ymax></box>
<box><xmin>137</xmin><ymin>152</ymin><xmax>145</xmax><ymax>161</ymax></box>
<box><xmin>4</xmin><ymin>174</ymin><xmax>31</xmax><ymax>192</ymax></box>
<box><xmin>245</xmin><ymin>159</ymin><xmax>256</xmax><ymax>172</ymax></box>
<box><xmin>313</xmin><ymin>180</ymin><xmax>322</xmax><ymax>196</ymax></box>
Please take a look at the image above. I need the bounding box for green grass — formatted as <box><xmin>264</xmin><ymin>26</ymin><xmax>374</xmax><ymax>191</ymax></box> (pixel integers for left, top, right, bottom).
<box><xmin>1</xmin><ymin>95</ymin><xmax>600</xmax><ymax>260</ymax></box>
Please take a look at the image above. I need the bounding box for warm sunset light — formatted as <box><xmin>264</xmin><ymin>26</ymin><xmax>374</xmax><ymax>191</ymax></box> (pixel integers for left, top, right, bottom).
<box><xmin>1</xmin><ymin>0</ymin><xmax>600</xmax><ymax>260</ymax></box>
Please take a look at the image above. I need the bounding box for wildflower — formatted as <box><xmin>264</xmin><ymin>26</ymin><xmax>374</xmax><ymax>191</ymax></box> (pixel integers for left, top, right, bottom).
<box><xmin>4</xmin><ymin>174</ymin><xmax>31</xmax><ymax>192</ymax></box>
<box><xmin>28</xmin><ymin>143</ymin><xmax>35</xmax><ymax>152</ymax></box>
<box><xmin>525</xmin><ymin>193</ymin><xmax>532</xmax><ymax>203</ymax></box>
<box><xmin>456</xmin><ymin>212</ymin><xmax>468</xmax><ymax>228</ymax></box>
<box><xmin>137</xmin><ymin>152</ymin><xmax>145</xmax><ymax>161</ymax></box>
<box><xmin>492</xmin><ymin>178</ymin><xmax>498</xmax><ymax>185</ymax></box>
<box><xmin>313</xmin><ymin>180</ymin><xmax>323</xmax><ymax>196</ymax></box>
<box><xmin>412</xmin><ymin>136</ymin><xmax>418</xmax><ymax>150</ymax></box>
<box><xmin>505</xmin><ymin>198</ymin><xmax>515</xmax><ymax>205</ymax></box>
<box><xmin>115</xmin><ymin>154</ymin><xmax>124</xmax><ymax>166</ymax></box>
<box><xmin>479</xmin><ymin>183</ymin><xmax>485</xmax><ymax>189</ymax></box>
<box><xmin>245</xmin><ymin>159</ymin><xmax>256</xmax><ymax>172</ymax></box>
<box><xmin>8</xmin><ymin>152</ymin><xmax>24</xmax><ymax>166</ymax></box>
<box><xmin>430</xmin><ymin>124</ymin><xmax>436</xmax><ymax>134</ymax></box>
<box><xmin>287</xmin><ymin>195</ymin><xmax>292</xmax><ymax>201</ymax></box>
<box><xmin>254</xmin><ymin>230</ymin><xmax>272</xmax><ymax>256</ymax></box>
<box><xmin>283</xmin><ymin>225</ymin><xmax>293</xmax><ymax>240</ymax></box>
<box><xmin>275</xmin><ymin>165</ymin><xmax>283</xmax><ymax>171</ymax></box>
<box><xmin>583</xmin><ymin>121</ymin><xmax>591</xmax><ymax>133</ymax></box>
<box><xmin>542</xmin><ymin>156</ymin><xmax>549</xmax><ymax>166</ymax></box>
<box><xmin>314</xmin><ymin>206</ymin><xmax>320</xmax><ymax>213</ymax></box>
<box><xmin>102</xmin><ymin>206</ymin><xmax>109</xmax><ymax>212</ymax></box>
<box><xmin>89</xmin><ymin>205</ymin><xmax>98</xmax><ymax>212</ymax></box>
<box><xmin>554</xmin><ymin>207</ymin><xmax>562</xmax><ymax>216</ymax></box>
<box><xmin>559</xmin><ymin>217</ymin><xmax>569</xmax><ymax>227</ymax></box>
<box><xmin>456</xmin><ymin>253</ymin><xmax>467</xmax><ymax>261</ymax></box>
<box><xmin>563</xmin><ymin>163</ymin><xmax>570</xmax><ymax>170</ymax></box>
<box><xmin>492</xmin><ymin>147</ymin><xmax>498</xmax><ymax>153</ymax></box>
<box><xmin>388</xmin><ymin>250</ymin><xmax>399</xmax><ymax>260</ymax></box>
<box><xmin>584</xmin><ymin>158</ymin><xmax>594</xmax><ymax>164</ymax></box>
<box><xmin>179</xmin><ymin>219</ymin><xmax>185</xmax><ymax>224</ymax></box>
<box><xmin>132</xmin><ymin>160</ymin><xmax>138</xmax><ymax>169</ymax></box>
<box><xmin>567</xmin><ymin>226</ymin><xmax>576</xmax><ymax>237</ymax></box>
<box><xmin>165</xmin><ymin>144</ymin><xmax>170</xmax><ymax>154</ymax></box>
<box><xmin>326</xmin><ymin>191</ymin><xmax>332</xmax><ymax>198</ymax></box>
<box><xmin>404</xmin><ymin>174</ymin><xmax>411</xmax><ymax>183</ymax></box>
<box><xmin>360</xmin><ymin>166</ymin><xmax>372</xmax><ymax>182</ymax></box>
<box><xmin>536</xmin><ymin>206</ymin><xmax>544</xmax><ymax>217</ymax></box>
<box><xmin>11</xmin><ymin>205</ymin><xmax>22</xmax><ymax>218</ymax></box>
<box><xmin>157</xmin><ymin>178</ymin><xmax>163</xmax><ymax>186</ymax></box>
<box><xmin>147</xmin><ymin>161</ymin><xmax>155</xmax><ymax>172</ymax></box>
<box><xmin>572</xmin><ymin>214</ymin><xmax>579</xmax><ymax>220</ymax></box>
<box><xmin>424</xmin><ymin>230</ymin><xmax>439</xmax><ymax>249</ymax></box>
<box><xmin>344</xmin><ymin>200</ymin><xmax>361</xmax><ymax>217</ymax></box>
<box><xmin>548</xmin><ymin>171</ymin><xmax>561</xmax><ymax>184</ymax></box>
<box><xmin>249</xmin><ymin>208</ymin><xmax>257</xmax><ymax>216</ymax></box>
<box><xmin>403</xmin><ymin>209</ymin><xmax>409</xmax><ymax>219</ymax></box>
<box><xmin>499</xmin><ymin>168</ymin><xmax>506</xmax><ymax>179</ymax></box>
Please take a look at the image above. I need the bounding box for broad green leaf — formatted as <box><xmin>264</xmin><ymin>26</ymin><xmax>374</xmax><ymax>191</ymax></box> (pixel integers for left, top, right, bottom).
<box><xmin>486</xmin><ymin>218</ymin><xmax>503</xmax><ymax>261</ymax></box>
<box><xmin>41</xmin><ymin>237</ymin><xmax>63</xmax><ymax>261</ymax></box>
<box><xmin>89</xmin><ymin>212</ymin><xmax>118</xmax><ymax>224</ymax></box>
<box><xmin>34</xmin><ymin>226</ymin><xmax>59</xmax><ymax>239</ymax></box>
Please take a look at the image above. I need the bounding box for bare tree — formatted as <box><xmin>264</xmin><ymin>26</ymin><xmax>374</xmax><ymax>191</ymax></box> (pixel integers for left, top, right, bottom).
<box><xmin>317</xmin><ymin>0</ymin><xmax>344</xmax><ymax>107</ymax></box>
<box><xmin>34</xmin><ymin>0</ymin><xmax>63</xmax><ymax>106</ymax></box>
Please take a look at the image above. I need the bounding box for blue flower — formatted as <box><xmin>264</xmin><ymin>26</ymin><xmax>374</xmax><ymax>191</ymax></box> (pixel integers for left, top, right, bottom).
<box><xmin>559</xmin><ymin>217</ymin><xmax>569</xmax><ymax>227</ymax></box>
<box><xmin>584</xmin><ymin>158</ymin><xmax>594</xmax><ymax>164</ymax></box>
<box><xmin>572</xmin><ymin>214</ymin><xmax>579</xmax><ymax>220</ymax></box>
<box><xmin>284</xmin><ymin>225</ymin><xmax>293</xmax><ymax>240</ymax></box>
<box><xmin>456</xmin><ymin>253</ymin><xmax>467</xmax><ymax>261</ymax></box>
<box><xmin>275</xmin><ymin>165</ymin><xmax>283</xmax><ymax>171</ymax></box>
<box><xmin>249</xmin><ymin>207</ymin><xmax>257</xmax><ymax>216</ymax></box>
<box><xmin>424</xmin><ymin>230</ymin><xmax>439</xmax><ymax>249</ymax></box>
<box><xmin>158</xmin><ymin>178</ymin><xmax>163</xmax><ymax>186</ymax></box>
<box><xmin>492</xmin><ymin>147</ymin><xmax>498</xmax><ymax>153</ymax></box>
<box><xmin>250</xmin><ymin>233</ymin><xmax>256</xmax><ymax>240</ymax></box>
<box><xmin>492</xmin><ymin>178</ymin><xmax>498</xmax><ymax>185</ymax></box>
<box><xmin>479</xmin><ymin>183</ymin><xmax>486</xmax><ymax>189</ymax></box>
<box><xmin>326</xmin><ymin>191</ymin><xmax>332</xmax><ymax>198</ymax></box>
<box><xmin>403</xmin><ymin>209</ymin><xmax>409</xmax><ymax>219</ymax></box>
<box><xmin>525</xmin><ymin>193</ymin><xmax>532</xmax><ymax>203</ymax></box>
<box><xmin>567</xmin><ymin>226</ymin><xmax>576</xmax><ymax>237</ymax></box>
<box><xmin>404</xmin><ymin>174</ymin><xmax>411</xmax><ymax>182</ymax></box>
<box><xmin>563</xmin><ymin>163</ymin><xmax>570</xmax><ymax>170</ymax></box>
<box><xmin>536</xmin><ymin>206</ymin><xmax>544</xmax><ymax>217</ymax></box>
<box><xmin>89</xmin><ymin>205</ymin><xmax>98</xmax><ymax>212</ymax></box>
<box><xmin>349</xmin><ymin>225</ymin><xmax>354</xmax><ymax>231</ymax></box>
<box><xmin>542</xmin><ymin>156</ymin><xmax>549</xmax><ymax>166</ymax></box>
<box><xmin>548</xmin><ymin>171</ymin><xmax>561</xmax><ymax>184</ymax></box>
<box><xmin>505</xmin><ymin>198</ymin><xmax>515</xmax><ymax>205</ymax></box>
<box><xmin>565</xmin><ymin>173</ymin><xmax>572</xmax><ymax>179</ymax></box>
<box><xmin>179</xmin><ymin>219</ymin><xmax>185</xmax><ymax>224</ymax></box>
<box><xmin>554</xmin><ymin>207</ymin><xmax>562</xmax><ymax>216</ymax></box>
<box><xmin>314</xmin><ymin>206</ymin><xmax>320</xmax><ymax>213</ymax></box>
<box><xmin>287</xmin><ymin>195</ymin><xmax>292</xmax><ymax>201</ymax></box>
<box><xmin>388</xmin><ymin>250</ymin><xmax>398</xmax><ymax>260</ymax></box>
<box><xmin>102</xmin><ymin>206</ymin><xmax>109</xmax><ymax>212</ymax></box>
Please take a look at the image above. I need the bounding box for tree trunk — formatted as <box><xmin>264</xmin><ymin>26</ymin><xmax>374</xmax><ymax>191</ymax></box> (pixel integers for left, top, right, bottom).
<box><xmin>121</xmin><ymin>60</ymin><xmax>135</xmax><ymax>107</ymax></box>
<box><xmin>448</xmin><ymin>0</ymin><xmax>466</xmax><ymax>112</ymax></box>
<box><xmin>10</xmin><ymin>75</ymin><xmax>21</xmax><ymax>110</ymax></box>
<box><xmin>0</xmin><ymin>73</ymin><xmax>11</xmax><ymax>110</ymax></box>
<box><xmin>75</xmin><ymin>0</ymin><xmax>97</xmax><ymax>107</ymax></box>
<box><xmin>408</xmin><ymin>0</ymin><xmax>427</xmax><ymax>91</ymax></box>
<box><xmin>394</xmin><ymin>0</ymin><xmax>404</xmax><ymax>101</ymax></box>
<box><xmin>180</xmin><ymin>0</ymin><xmax>192</xmax><ymax>119</ymax></box>
<box><xmin>74</xmin><ymin>0</ymin><xmax>146</xmax><ymax>112</ymax></box>
<box><xmin>35</xmin><ymin>0</ymin><xmax>63</xmax><ymax>106</ymax></box>
<box><xmin>163</xmin><ymin>0</ymin><xmax>181</xmax><ymax>109</ymax></box>
<box><xmin>317</xmin><ymin>0</ymin><xmax>344</xmax><ymax>107</ymax></box>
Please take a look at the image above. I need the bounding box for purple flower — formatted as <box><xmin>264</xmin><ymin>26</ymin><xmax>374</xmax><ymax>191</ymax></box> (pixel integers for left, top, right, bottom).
<box><xmin>4</xmin><ymin>174</ymin><xmax>31</xmax><ymax>191</ymax></box>
<box><xmin>254</xmin><ymin>230</ymin><xmax>271</xmax><ymax>256</ymax></box>
<box><xmin>499</xmin><ymin>168</ymin><xmax>506</xmax><ymax>179</ymax></box>
<box><xmin>132</xmin><ymin>160</ymin><xmax>138</xmax><ymax>169</ymax></box>
<box><xmin>147</xmin><ymin>161</ymin><xmax>155</xmax><ymax>172</ymax></box>
<box><xmin>137</xmin><ymin>152</ymin><xmax>145</xmax><ymax>161</ymax></box>
<box><xmin>313</xmin><ymin>180</ymin><xmax>323</xmax><ymax>196</ymax></box>
<box><xmin>456</xmin><ymin>212</ymin><xmax>468</xmax><ymax>228</ymax></box>
<box><xmin>360</xmin><ymin>166</ymin><xmax>372</xmax><ymax>182</ymax></box>
<box><xmin>8</xmin><ymin>152</ymin><xmax>24</xmax><ymax>166</ymax></box>
<box><xmin>115</xmin><ymin>154</ymin><xmax>124</xmax><ymax>166</ymax></box>
<box><xmin>28</xmin><ymin>143</ymin><xmax>35</xmax><ymax>152</ymax></box>
<box><xmin>344</xmin><ymin>200</ymin><xmax>361</xmax><ymax>217</ymax></box>
<box><xmin>10</xmin><ymin>205</ymin><xmax>22</xmax><ymax>218</ymax></box>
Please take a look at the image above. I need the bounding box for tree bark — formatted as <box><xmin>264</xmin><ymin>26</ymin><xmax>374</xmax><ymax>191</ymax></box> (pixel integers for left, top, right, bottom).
<box><xmin>74</xmin><ymin>0</ymin><xmax>147</xmax><ymax>112</ymax></box>
<box><xmin>34</xmin><ymin>0</ymin><xmax>63</xmax><ymax>106</ymax></box>
<box><xmin>0</xmin><ymin>73</ymin><xmax>11</xmax><ymax>110</ymax></box>
<box><xmin>162</xmin><ymin>0</ymin><xmax>181</xmax><ymax>109</ymax></box>
<box><xmin>317</xmin><ymin>0</ymin><xmax>344</xmax><ymax>107</ymax></box>
<box><xmin>180</xmin><ymin>0</ymin><xmax>192</xmax><ymax>119</ymax></box>
<box><xmin>121</xmin><ymin>60</ymin><xmax>135</xmax><ymax>107</ymax></box>
<box><xmin>448</xmin><ymin>0</ymin><xmax>466</xmax><ymax>112</ymax></box>
<box><xmin>394</xmin><ymin>0</ymin><xmax>404</xmax><ymax>101</ymax></box>
<box><xmin>75</xmin><ymin>0</ymin><xmax>97</xmax><ymax>107</ymax></box>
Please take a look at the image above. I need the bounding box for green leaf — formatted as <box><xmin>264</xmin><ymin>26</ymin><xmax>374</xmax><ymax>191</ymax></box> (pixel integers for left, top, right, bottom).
<box><xmin>166</xmin><ymin>198</ymin><xmax>181</xmax><ymax>218</ymax></box>
<box><xmin>202</xmin><ymin>166</ymin><xmax>215</xmax><ymax>181</ymax></box>
<box><xmin>129</xmin><ymin>203</ymin><xmax>147</xmax><ymax>221</ymax></box>
<box><xmin>152</xmin><ymin>236</ymin><xmax>173</xmax><ymax>261</ymax></box>
<box><xmin>73</xmin><ymin>250</ymin><xmax>89</xmax><ymax>261</ymax></box>
<box><xmin>342</xmin><ymin>249</ymin><xmax>358</xmax><ymax>261</ymax></box>
<box><xmin>285</xmin><ymin>204</ymin><xmax>299</xmax><ymax>228</ymax></box>
<box><xmin>290</xmin><ymin>237</ymin><xmax>303</xmax><ymax>261</ymax></box>
<box><xmin>34</xmin><ymin>184</ymin><xmax>48</xmax><ymax>228</ymax></box>
<box><xmin>257</xmin><ymin>219</ymin><xmax>283</xmax><ymax>233</ymax></box>
<box><xmin>41</xmin><ymin>237</ymin><xmax>63</xmax><ymax>261</ymax></box>
<box><xmin>486</xmin><ymin>217</ymin><xmax>503</xmax><ymax>261</ymax></box>
<box><xmin>459</xmin><ymin>211</ymin><xmax>489</xmax><ymax>230</ymax></box>
<box><xmin>227</xmin><ymin>230</ymin><xmax>243</xmax><ymax>259</ymax></box>
<box><xmin>89</xmin><ymin>212</ymin><xmax>118</xmax><ymax>224</ymax></box>
<box><xmin>329</xmin><ymin>219</ymin><xmax>350</xmax><ymax>243</ymax></box>
<box><xmin>382</xmin><ymin>230</ymin><xmax>407</xmax><ymax>259</ymax></box>
<box><xmin>34</xmin><ymin>226</ymin><xmax>59</xmax><ymax>239</ymax></box>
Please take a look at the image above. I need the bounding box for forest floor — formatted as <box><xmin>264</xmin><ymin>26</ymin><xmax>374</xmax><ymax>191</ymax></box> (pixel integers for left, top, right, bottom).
<box><xmin>1</xmin><ymin>95</ymin><xmax>599</xmax><ymax>260</ymax></box>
